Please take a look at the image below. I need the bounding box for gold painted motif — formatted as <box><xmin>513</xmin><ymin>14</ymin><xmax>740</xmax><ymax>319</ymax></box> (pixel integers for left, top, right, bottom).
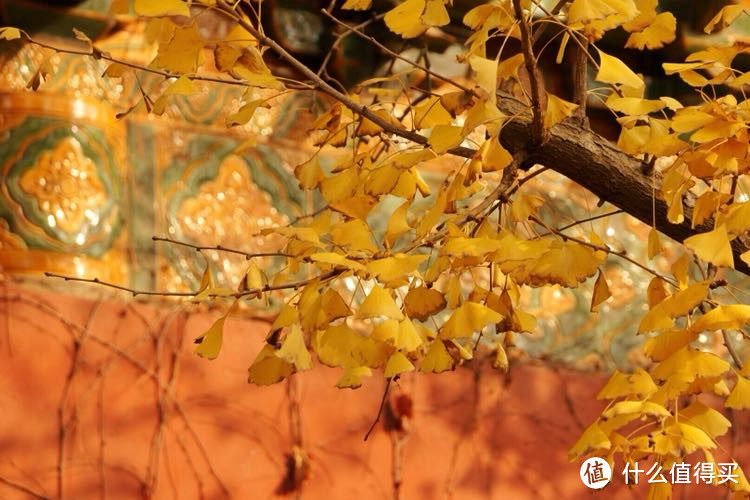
<box><xmin>20</xmin><ymin>137</ymin><xmax>106</xmax><ymax>236</ymax></box>
<box><xmin>174</xmin><ymin>155</ymin><xmax>289</xmax><ymax>285</ymax></box>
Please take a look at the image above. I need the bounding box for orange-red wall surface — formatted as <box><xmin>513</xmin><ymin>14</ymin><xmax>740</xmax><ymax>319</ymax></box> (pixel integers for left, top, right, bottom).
<box><xmin>0</xmin><ymin>281</ymin><xmax>745</xmax><ymax>499</ymax></box>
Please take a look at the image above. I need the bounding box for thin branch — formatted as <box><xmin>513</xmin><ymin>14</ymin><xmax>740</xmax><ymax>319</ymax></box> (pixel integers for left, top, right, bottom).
<box><xmin>152</xmin><ymin>236</ymin><xmax>293</xmax><ymax>259</ymax></box>
<box><xmin>723</xmin><ymin>330</ymin><xmax>744</xmax><ymax>370</ymax></box>
<box><xmin>529</xmin><ymin>215</ymin><xmax>678</xmax><ymax>286</ymax></box>
<box><xmin>555</xmin><ymin>209</ymin><xmax>623</xmax><ymax>233</ymax></box>
<box><xmin>44</xmin><ymin>270</ymin><xmax>342</xmax><ymax>299</ymax></box>
<box><xmin>513</xmin><ymin>0</ymin><xmax>546</xmax><ymax>145</ymax></box>
<box><xmin>321</xmin><ymin>9</ymin><xmax>473</xmax><ymax>95</ymax></box>
<box><xmin>364</xmin><ymin>379</ymin><xmax>391</xmax><ymax>441</ymax></box>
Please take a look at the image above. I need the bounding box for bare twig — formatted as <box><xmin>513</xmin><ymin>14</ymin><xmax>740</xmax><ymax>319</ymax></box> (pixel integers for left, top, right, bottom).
<box><xmin>513</xmin><ymin>0</ymin><xmax>546</xmax><ymax>145</ymax></box>
<box><xmin>364</xmin><ymin>379</ymin><xmax>391</xmax><ymax>441</ymax></box>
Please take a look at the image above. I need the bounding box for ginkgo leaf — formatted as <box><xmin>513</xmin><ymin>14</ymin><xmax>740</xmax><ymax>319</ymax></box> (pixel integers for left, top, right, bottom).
<box><xmin>230</xmin><ymin>46</ymin><xmax>284</xmax><ymax>90</ymax></box>
<box><xmin>384</xmin><ymin>0</ymin><xmax>428</xmax><ymax>38</ymax></box>
<box><xmin>271</xmin><ymin>304</ymin><xmax>299</xmax><ymax>331</ymax></box>
<box><xmin>597</xmin><ymin>368</ymin><xmax>658</xmax><ymax>399</ymax></box>
<box><xmin>724</xmin><ymin>375</ymin><xmax>750</xmax><ymax>410</ymax></box>
<box><xmin>493</xmin><ymin>342</ymin><xmax>509</xmax><ymax>373</ymax></box>
<box><xmin>603</xmin><ymin>400</ymin><xmax>671</xmax><ymax>419</ymax></box>
<box><xmin>648</xmin><ymin>227</ymin><xmax>663</xmax><ymax>259</ymax></box>
<box><xmin>595</xmin><ymin>48</ymin><xmax>644</xmax><ymax>88</ymax></box>
<box><xmin>643</xmin><ymin>329</ymin><xmax>694</xmax><ymax>361</ymax></box>
<box><xmin>651</xmin><ymin>347</ymin><xmax>730</xmax><ymax>383</ymax></box>
<box><xmin>294</xmin><ymin>157</ymin><xmax>324</xmax><ymax>189</ymax></box>
<box><xmin>690</xmin><ymin>304</ymin><xmax>750</xmax><ymax>333</ymax></box>
<box><xmin>384</xmin><ymin>352</ymin><xmax>415</xmax><ymax>378</ymax></box>
<box><xmin>358</xmin><ymin>285</ymin><xmax>404</xmax><ymax>320</ymax></box>
<box><xmin>135</xmin><ymin>0</ymin><xmax>189</xmax><ymax>17</ymax></box>
<box><xmin>310</xmin><ymin>252</ymin><xmax>366</xmax><ymax>271</ymax></box>
<box><xmin>625</xmin><ymin>12</ymin><xmax>676</xmax><ymax>50</ymax></box>
<box><xmin>469</xmin><ymin>55</ymin><xmax>498</xmax><ymax>97</ymax></box>
<box><xmin>568</xmin><ymin>422</ymin><xmax>611</xmax><ymax>461</ymax></box>
<box><xmin>420</xmin><ymin>339</ymin><xmax>454</xmax><ymax>373</ymax></box>
<box><xmin>607</xmin><ymin>96</ymin><xmax>665</xmax><ymax>115</ymax></box>
<box><xmin>226</xmin><ymin>99</ymin><xmax>268</xmax><ymax>127</ymax></box>
<box><xmin>544</xmin><ymin>94</ymin><xmax>578</xmax><ymax>129</ymax></box>
<box><xmin>248</xmin><ymin>344</ymin><xmax>294</xmax><ymax>385</ymax></box>
<box><xmin>194</xmin><ymin>316</ymin><xmax>225</xmax><ymax>360</ymax></box>
<box><xmin>321</xmin><ymin>167</ymin><xmax>359</xmax><ymax>203</ymax></box>
<box><xmin>428</xmin><ymin>125</ymin><xmax>465</xmax><ymax>153</ymax></box>
<box><xmin>0</xmin><ymin>27</ymin><xmax>21</xmax><ymax>40</ymax></box>
<box><xmin>385</xmin><ymin>201</ymin><xmax>411</xmax><ymax>247</ymax></box>
<box><xmin>638</xmin><ymin>281</ymin><xmax>709</xmax><ymax>333</ymax></box>
<box><xmin>336</xmin><ymin>366</ymin><xmax>373</xmax><ymax>388</ymax></box>
<box><xmin>342</xmin><ymin>0</ymin><xmax>372</xmax><ymax>10</ymax></box>
<box><xmin>331</xmin><ymin>219</ymin><xmax>378</xmax><ymax>253</ymax></box>
<box><xmin>680</xmin><ymin>401</ymin><xmax>731</xmax><ymax>439</ymax></box>
<box><xmin>276</xmin><ymin>324</ymin><xmax>312</xmax><ymax>371</ymax></box>
<box><xmin>646</xmin><ymin>277</ymin><xmax>668</xmax><ymax>309</ymax></box>
<box><xmin>404</xmin><ymin>286</ymin><xmax>446</xmax><ymax>321</ymax></box>
<box><xmin>150</xmin><ymin>24</ymin><xmax>204</xmax><ymax>74</ymax></box>
<box><xmin>422</xmin><ymin>0</ymin><xmax>450</xmax><ymax>26</ymax></box>
<box><xmin>366</xmin><ymin>254</ymin><xmax>428</xmax><ymax>284</ymax></box>
<box><xmin>684</xmin><ymin>224</ymin><xmax>734</xmax><ymax>269</ymax></box>
<box><xmin>396</xmin><ymin>318</ymin><xmax>424</xmax><ymax>351</ymax></box>
<box><xmin>590</xmin><ymin>269</ymin><xmax>611</xmax><ymax>312</ymax></box>
<box><xmin>440</xmin><ymin>301</ymin><xmax>502</xmax><ymax>339</ymax></box>
<box><xmin>479</xmin><ymin>137</ymin><xmax>512</xmax><ymax>171</ymax></box>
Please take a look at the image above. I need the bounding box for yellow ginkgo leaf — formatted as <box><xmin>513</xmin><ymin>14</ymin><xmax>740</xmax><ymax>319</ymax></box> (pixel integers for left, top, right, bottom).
<box><xmin>638</xmin><ymin>281</ymin><xmax>709</xmax><ymax>333</ymax></box>
<box><xmin>440</xmin><ymin>301</ymin><xmax>502</xmax><ymax>339</ymax></box>
<box><xmin>194</xmin><ymin>316</ymin><xmax>225</xmax><ymax>360</ymax></box>
<box><xmin>493</xmin><ymin>342</ymin><xmax>509</xmax><ymax>373</ymax></box>
<box><xmin>568</xmin><ymin>422</ymin><xmax>611</xmax><ymax>462</ymax></box>
<box><xmin>384</xmin><ymin>352</ymin><xmax>415</xmax><ymax>378</ymax></box>
<box><xmin>428</xmin><ymin>125</ymin><xmax>465</xmax><ymax>154</ymax></box>
<box><xmin>226</xmin><ymin>99</ymin><xmax>269</xmax><ymax>127</ymax></box>
<box><xmin>294</xmin><ymin>157</ymin><xmax>324</xmax><ymax>190</ymax></box>
<box><xmin>366</xmin><ymin>254</ymin><xmax>428</xmax><ymax>284</ymax></box>
<box><xmin>469</xmin><ymin>55</ymin><xmax>498</xmax><ymax>97</ymax></box>
<box><xmin>276</xmin><ymin>324</ymin><xmax>312</xmax><ymax>371</ymax></box>
<box><xmin>597</xmin><ymin>368</ymin><xmax>658</xmax><ymax>399</ymax></box>
<box><xmin>385</xmin><ymin>200</ymin><xmax>411</xmax><ymax>247</ymax></box>
<box><xmin>310</xmin><ymin>252</ymin><xmax>366</xmax><ymax>271</ymax></box>
<box><xmin>404</xmin><ymin>286</ymin><xmax>447</xmax><ymax>321</ymax></box>
<box><xmin>684</xmin><ymin>224</ymin><xmax>734</xmax><ymax>268</ymax></box>
<box><xmin>590</xmin><ymin>268</ymin><xmax>611</xmax><ymax>312</ymax></box>
<box><xmin>342</xmin><ymin>0</ymin><xmax>372</xmax><ymax>10</ymax></box>
<box><xmin>595</xmin><ymin>48</ymin><xmax>644</xmax><ymax>88</ymax></box>
<box><xmin>680</xmin><ymin>401</ymin><xmax>731</xmax><ymax>439</ymax></box>
<box><xmin>150</xmin><ymin>24</ymin><xmax>204</xmax><ymax>74</ymax></box>
<box><xmin>544</xmin><ymin>94</ymin><xmax>578</xmax><ymax>129</ymax></box>
<box><xmin>331</xmin><ymin>219</ymin><xmax>378</xmax><ymax>253</ymax></box>
<box><xmin>271</xmin><ymin>304</ymin><xmax>299</xmax><ymax>331</ymax></box>
<box><xmin>479</xmin><ymin>137</ymin><xmax>513</xmax><ymax>171</ymax></box>
<box><xmin>396</xmin><ymin>318</ymin><xmax>424</xmax><ymax>352</ymax></box>
<box><xmin>336</xmin><ymin>366</ymin><xmax>373</xmax><ymax>388</ymax></box>
<box><xmin>0</xmin><ymin>27</ymin><xmax>21</xmax><ymax>40</ymax></box>
<box><xmin>643</xmin><ymin>328</ymin><xmax>694</xmax><ymax>361</ymax></box>
<box><xmin>422</xmin><ymin>0</ymin><xmax>450</xmax><ymax>26</ymax></box>
<box><xmin>384</xmin><ymin>0</ymin><xmax>428</xmax><ymax>38</ymax></box>
<box><xmin>648</xmin><ymin>227</ymin><xmax>663</xmax><ymax>259</ymax></box>
<box><xmin>248</xmin><ymin>344</ymin><xmax>294</xmax><ymax>385</ymax></box>
<box><xmin>135</xmin><ymin>0</ymin><xmax>189</xmax><ymax>17</ymax></box>
<box><xmin>321</xmin><ymin>166</ymin><xmax>359</xmax><ymax>203</ymax></box>
<box><xmin>358</xmin><ymin>285</ymin><xmax>404</xmax><ymax>320</ymax></box>
<box><xmin>651</xmin><ymin>347</ymin><xmax>730</xmax><ymax>383</ymax></box>
<box><xmin>607</xmin><ymin>96</ymin><xmax>665</xmax><ymax>115</ymax></box>
<box><xmin>152</xmin><ymin>75</ymin><xmax>198</xmax><ymax>115</ymax></box>
<box><xmin>690</xmin><ymin>304</ymin><xmax>750</xmax><ymax>333</ymax></box>
<box><xmin>420</xmin><ymin>339</ymin><xmax>454</xmax><ymax>373</ymax></box>
<box><xmin>625</xmin><ymin>12</ymin><xmax>676</xmax><ymax>50</ymax></box>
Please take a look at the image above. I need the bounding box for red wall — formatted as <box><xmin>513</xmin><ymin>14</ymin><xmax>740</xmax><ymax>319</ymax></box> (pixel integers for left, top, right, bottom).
<box><xmin>0</xmin><ymin>281</ymin><xmax>745</xmax><ymax>499</ymax></box>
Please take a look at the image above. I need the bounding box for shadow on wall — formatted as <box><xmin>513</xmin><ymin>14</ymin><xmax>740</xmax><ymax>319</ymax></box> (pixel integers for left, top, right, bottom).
<box><xmin>0</xmin><ymin>280</ymin><xmax>744</xmax><ymax>499</ymax></box>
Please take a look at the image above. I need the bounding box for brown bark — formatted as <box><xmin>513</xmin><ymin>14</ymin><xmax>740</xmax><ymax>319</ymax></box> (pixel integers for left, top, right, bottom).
<box><xmin>496</xmin><ymin>94</ymin><xmax>750</xmax><ymax>276</ymax></box>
